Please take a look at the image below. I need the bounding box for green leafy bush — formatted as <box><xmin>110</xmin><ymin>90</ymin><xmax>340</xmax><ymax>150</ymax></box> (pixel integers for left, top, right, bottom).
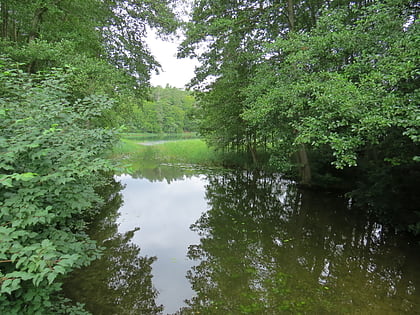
<box><xmin>0</xmin><ymin>57</ymin><xmax>116</xmax><ymax>313</ymax></box>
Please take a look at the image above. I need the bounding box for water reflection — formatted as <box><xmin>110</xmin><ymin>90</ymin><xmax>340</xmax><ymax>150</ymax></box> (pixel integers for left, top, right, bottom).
<box><xmin>115</xmin><ymin>174</ymin><xmax>207</xmax><ymax>314</ymax></box>
<box><xmin>64</xmin><ymin>168</ymin><xmax>420</xmax><ymax>314</ymax></box>
<box><xmin>179</xmin><ymin>170</ymin><xmax>420</xmax><ymax>314</ymax></box>
<box><xmin>63</xmin><ymin>177</ymin><xmax>163</xmax><ymax>315</ymax></box>
<box><xmin>123</xmin><ymin>144</ymin><xmax>208</xmax><ymax>183</ymax></box>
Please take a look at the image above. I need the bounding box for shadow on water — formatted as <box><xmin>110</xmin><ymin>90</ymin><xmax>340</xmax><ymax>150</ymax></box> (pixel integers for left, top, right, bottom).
<box><xmin>178</xmin><ymin>170</ymin><xmax>420</xmax><ymax>314</ymax></box>
<box><xmin>62</xmin><ymin>177</ymin><xmax>163</xmax><ymax>315</ymax></box>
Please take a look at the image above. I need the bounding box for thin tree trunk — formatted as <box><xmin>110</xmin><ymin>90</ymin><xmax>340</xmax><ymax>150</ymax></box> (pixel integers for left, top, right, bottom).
<box><xmin>287</xmin><ymin>0</ymin><xmax>310</xmax><ymax>184</ymax></box>
<box><xmin>29</xmin><ymin>7</ymin><xmax>48</xmax><ymax>42</ymax></box>
<box><xmin>12</xmin><ymin>17</ymin><xmax>17</xmax><ymax>41</ymax></box>
<box><xmin>28</xmin><ymin>0</ymin><xmax>62</xmax><ymax>42</ymax></box>
<box><xmin>27</xmin><ymin>6</ymin><xmax>48</xmax><ymax>72</ymax></box>
<box><xmin>297</xmin><ymin>144</ymin><xmax>311</xmax><ymax>185</ymax></box>
<box><xmin>287</xmin><ymin>0</ymin><xmax>295</xmax><ymax>31</ymax></box>
<box><xmin>248</xmin><ymin>141</ymin><xmax>258</xmax><ymax>165</ymax></box>
<box><xmin>1</xmin><ymin>1</ymin><xmax>8</xmax><ymax>39</ymax></box>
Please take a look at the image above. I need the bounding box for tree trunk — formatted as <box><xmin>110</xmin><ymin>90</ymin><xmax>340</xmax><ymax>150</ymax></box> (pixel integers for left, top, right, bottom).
<box><xmin>1</xmin><ymin>1</ymin><xmax>8</xmax><ymax>39</ymax></box>
<box><xmin>287</xmin><ymin>0</ymin><xmax>295</xmax><ymax>31</ymax></box>
<box><xmin>287</xmin><ymin>1</ymin><xmax>310</xmax><ymax>184</ymax></box>
<box><xmin>248</xmin><ymin>143</ymin><xmax>258</xmax><ymax>165</ymax></box>
<box><xmin>297</xmin><ymin>144</ymin><xmax>311</xmax><ymax>185</ymax></box>
<box><xmin>29</xmin><ymin>7</ymin><xmax>48</xmax><ymax>42</ymax></box>
<box><xmin>28</xmin><ymin>0</ymin><xmax>63</xmax><ymax>41</ymax></box>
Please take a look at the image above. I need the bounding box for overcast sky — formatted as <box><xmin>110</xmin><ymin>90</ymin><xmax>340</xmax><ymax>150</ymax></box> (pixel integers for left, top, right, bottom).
<box><xmin>147</xmin><ymin>29</ymin><xmax>199</xmax><ymax>89</ymax></box>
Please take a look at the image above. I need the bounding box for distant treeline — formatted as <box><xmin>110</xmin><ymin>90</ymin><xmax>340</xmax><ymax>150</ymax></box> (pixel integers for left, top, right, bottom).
<box><xmin>120</xmin><ymin>86</ymin><xmax>198</xmax><ymax>133</ymax></box>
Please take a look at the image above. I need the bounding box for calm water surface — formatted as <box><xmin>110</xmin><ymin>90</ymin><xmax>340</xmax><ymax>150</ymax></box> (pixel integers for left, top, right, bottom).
<box><xmin>64</xmin><ymin>163</ymin><xmax>420</xmax><ymax>314</ymax></box>
<box><xmin>116</xmin><ymin>174</ymin><xmax>207</xmax><ymax>312</ymax></box>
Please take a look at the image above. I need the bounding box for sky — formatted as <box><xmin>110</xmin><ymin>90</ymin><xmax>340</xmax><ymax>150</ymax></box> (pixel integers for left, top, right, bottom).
<box><xmin>147</xmin><ymin>29</ymin><xmax>199</xmax><ymax>89</ymax></box>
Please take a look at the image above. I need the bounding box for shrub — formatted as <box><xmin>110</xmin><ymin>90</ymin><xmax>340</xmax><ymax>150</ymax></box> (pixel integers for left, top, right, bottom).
<box><xmin>0</xmin><ymin>57</ymin><xmax>116</xmax><ymax>313</ymax></box>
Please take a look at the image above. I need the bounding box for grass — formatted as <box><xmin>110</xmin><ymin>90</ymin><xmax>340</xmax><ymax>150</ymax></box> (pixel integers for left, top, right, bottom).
<box><xmin>112</xmin><ymin>138</ymin><xmax>144</xmax><ymax>155</ymax></box>
<box><xmin>156</xmin><ymin>139</ymin><xmax>219</xmax><ymax>164</ymax></box>
<box><xmin>112</xmin><ymin>137</ymin><xmax>220</xmax><ymax>166</ymax></box>
<box><xmin>112</xmin><ymin>134</ymin><xmax>269</xmax><ymax>173</ymax></box>
<box><xmin>119</xmin><ymin>132</ymin><xmax>198</xmax><ymax>142</ymax></box>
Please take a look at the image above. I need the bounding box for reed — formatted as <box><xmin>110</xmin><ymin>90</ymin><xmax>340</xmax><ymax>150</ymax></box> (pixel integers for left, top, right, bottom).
<box><xmin>156</xmin><ymin>139</ymin><xmax>219</xmax><ymax>164</ymax></box>
<box><xmin>112</xmin><ymin>137</ymin><xmax>220</xmax><ymax>166</ymax></box>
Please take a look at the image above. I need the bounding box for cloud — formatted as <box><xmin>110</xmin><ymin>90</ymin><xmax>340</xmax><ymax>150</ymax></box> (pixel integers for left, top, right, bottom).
<box><xmin>147</xmin><ymin>29</ymin><xmax>199</xmax><ymax>89</ymax></box>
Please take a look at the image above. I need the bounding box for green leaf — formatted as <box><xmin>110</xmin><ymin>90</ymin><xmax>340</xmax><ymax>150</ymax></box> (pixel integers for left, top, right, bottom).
<box><xmin>47</xmin><ymin>273</ymin><xmax>57</xmax><ymax>285</ymax></box>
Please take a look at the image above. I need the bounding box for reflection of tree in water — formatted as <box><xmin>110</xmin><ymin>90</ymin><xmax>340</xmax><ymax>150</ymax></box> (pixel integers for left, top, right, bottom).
<box><xmin>63</xmin><ymin>176</ymin><xmax>163</xmax><ymax>315</ymax></box>
<box><xmin>130</xmin><ymin>163</ymin><xmax>199</xmax><ymax>184</ymax></box>
<box><xmin>180</xmin><ymin>170</ymin><xmax>420</xmax><ymax>314</ymax></box>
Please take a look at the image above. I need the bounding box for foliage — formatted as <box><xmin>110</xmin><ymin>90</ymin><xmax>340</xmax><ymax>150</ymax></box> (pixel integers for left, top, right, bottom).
<box><xmin>244</xmin><ymin>1</ymin><xmax>419</xmax><ymax>230</ymax></box>
<box><xmin>0</xmin><ymin>0</ymin><xmax>180</xmax><ymax>312</ymax></box>
<box><xmin>0</xmin><ymin>0</ymin><xmax>178</xmax><ymax>82</ymax></box>
<box><xmin>122</xmin><ymin>86</ymin><xmax>199</xmax><ymax>133</ymax></box>
<box><xmin>181</xmin><ymin>0</ymin><xmax>419</xmax><ymax>168</ymax></box>
<box><xmin>178</xmin><ymin>0</ymin><xmax>358</xmax><ymax>154</ymax></box>
<box><xmin>244</xmin><ymin>1</ymin><xmax>419</xmax><ymax>168</ymax></box>
<box><xmin>0</xmin><ymin>58</ymin><xmax>116</xmax><ymax>313</ymax></box>
<box><xmin>0</xmin><ymin>0</ymin><xmax>180</xmax><ymax>130</ymax></box>
<box><xmin>102</xmin><ymin>0</ymin><xmax>178</xmax><ymax>85</ymax></box>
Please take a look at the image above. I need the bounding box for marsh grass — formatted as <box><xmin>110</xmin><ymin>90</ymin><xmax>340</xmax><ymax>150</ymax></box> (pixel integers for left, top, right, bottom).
<box><xmin>120</xmin><ymin>132</ymin><xmax>197</xmax><ymax>142</ymax></box>
<box><xmin>112</xmin><ymin>135</ymin><xmax>268</xmax><ymax>172</ymax></box>
<box><xmin>113</xmin><ymin>138</ymin><xmax>143</xmax><ymax>154</ymax></box>
<box><xmin>113</xmin><ymin>137</ymin><xmax>220</xmax><ymax>166</ymax></box>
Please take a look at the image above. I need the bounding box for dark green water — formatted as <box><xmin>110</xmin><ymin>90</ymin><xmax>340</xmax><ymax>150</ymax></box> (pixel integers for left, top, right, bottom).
<box><xmin>64</xmin><ymin>163</ymin><xmax>420</xmax><ymax>314</ymax></box>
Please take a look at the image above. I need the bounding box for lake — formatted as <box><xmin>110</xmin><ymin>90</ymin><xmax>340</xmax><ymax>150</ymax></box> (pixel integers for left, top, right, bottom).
<box><xmin>64</xmin><ymin>160</ymin><xmax>420</xmax><ymax>314</ymax></box>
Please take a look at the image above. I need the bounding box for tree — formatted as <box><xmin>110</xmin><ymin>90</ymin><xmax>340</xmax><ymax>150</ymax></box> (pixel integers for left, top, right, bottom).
<box><xmin>179</xmin><ymin>0</ymin><xmax>365</xmax><ymax>172</ymax></box>
<box><xmin>0</xmin><ymin>0</ymin><xmax>179</xmax><ymax>122</ymax></box>
<box><xmin>181</xmin><ymin>0</ymin><xmax>419</xmax><ymax>231</ymax></box>
<box><xmin>102</xmin><ymin>0</ymin><xmax>178</xmax><ymax>86</ymax></box>
<box><xmin>179</xmin><ymin>0</ymin><xmax>292</xmax><ymax>154</ymax></box>
<box><xmin>244</xmin><ymin>1</ymin><xmax>419</xmax><ymax>168</ymax></box>
<box><xmin>0</xmin><ymin>0</ymin><xmax>177</xmax><ymax>76</ymax></box>
<box><xmin>243</xmin><ymin>0</ymin><xmax>419</xmax><ymax>231</ymax></box>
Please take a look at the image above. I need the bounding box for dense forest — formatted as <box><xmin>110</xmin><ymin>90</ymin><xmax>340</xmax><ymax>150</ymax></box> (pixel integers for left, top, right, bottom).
<box><xmin>0</xmin><ymin>0</ymin><xmax>419</xmax><ymax>313</ymax></box>
<box><xmin>180</xmin><ymin>0</ymin><xmax>419</xmax><ymax>233</ymax></box>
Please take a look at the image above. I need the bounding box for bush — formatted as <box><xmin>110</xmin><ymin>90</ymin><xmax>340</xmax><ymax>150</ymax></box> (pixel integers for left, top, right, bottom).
<box><xmin>0</xmin><ymin>57</ymin><xmax>116</xmax><ymax>313</ymax></box>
